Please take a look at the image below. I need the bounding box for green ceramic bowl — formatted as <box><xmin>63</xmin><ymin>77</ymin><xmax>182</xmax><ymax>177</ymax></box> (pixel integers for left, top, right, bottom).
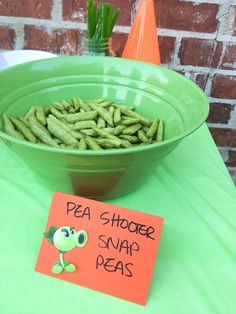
<box><xmin>0</xmin><ymin>56</ymin><xmax>209</xmax><ymax>199</ymax></box>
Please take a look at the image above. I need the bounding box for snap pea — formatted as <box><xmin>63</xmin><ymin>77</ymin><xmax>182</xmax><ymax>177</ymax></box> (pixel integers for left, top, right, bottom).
<box><xmin>121</xmin><ymin>140</ymin><xmax>132</xmax><ymax>148</ymax></box>
<box><xmin>67</xmin><ymin>99</ymin><xmax>74</xmax><ymax>106</ymax></box>
<box><xmin>139</xmin><ymin>137</ymin><xmax>152</xmax><ymax>146</ymax></box>
<box><xmin>64</xmin><ymin>111</ymin><xmax>97</xmax><ymax>123</ymax></box>
<box><xmin>109</xmin><ymin>107</ymin><xmax>115</xmax><ymax>125</ymax></box>
<box><xmin>138</xmin><ymin>130</ymin><xmax>149</xmax><ymax>143</ymax></box>
<box><xmin>114</xmin><ymin>124</ymin><xmax>126</xmax><ymax>135</ymax></box>
<box><xmin>44</xmin><ymin>107</ymin><xmax>50</xmax><ymax>116</ymax></box>
<box><xmin>61</xmin><ymin>100</ymin><xmax>71</xmax><ymax>110</ymax></box>
<box><xmin>95</xmin><ymin>138</ymin><xmax>120</xmax><ymax>149</ymax></box>
<box><xmin>78</xmin><ymin>99</ymin><xmax>91</xmax><ymax>112</ymax></box>
<box><xmin>98</xmin><ymin>100</ymin><xmax>114</xmax><ymax>108</ymax></box>
<box><xmin>156</xmin><ymin>120</ymin><xmax>164</xmax><ymax>142</ymax></box>
<box><xmin>47</xmin><ymin>118</ymin><xmax>79</xmax><ymax>147</ymax></box>
<box><xmin>94</xmin><ymin>98</ymin><xmax>106</xmax><ymax>104</ymax></box>
<box><xmin>54</xmin><ymin>138</ymin><xmax>63</xmax><ymax>144</ymax></box>
<box><xmin>81</xmin><ymin>129</ymin><xmax>97</xmax><ymax>137</ymax></box>
<box><xmin>109</xmin><ymin>106</ymin><xmax>115</xmax><ymax>115</ymax></box>
<box><xmin>78</xmin><ymin>137</ymin><xmax>87</xmax><ymax>150</ymax></box>
<box><xmin>48</xmin><ymin>115</ymin><xmax>83</xmax><ymax>140</ymax></box>
<box><xmin>19</xmin><ymin>117</ymin><xmax>29</xmax><ymax>127</ymax></box>
<box><xmin>97</xmin><ymin>116</ymin><xmax>106</xmax><ymax>128</ymax></box>
<box><xmin>93</xmin><ymin>127</ymin><xmax>121</xmax><ymax>142</ymax></box>
<box><xmin>11</xmin><ymin>117</ymin><xmax>37</xmax><ymax>143</ymax></box>
<box><xmin>120</xmin><ymin>107</ymin><xmax>152</xmax><ymax>126</ymax></box>
<box><xmin>102</xmin><ymin>127</ymin><xmax>115</xmax><ymax>134</ymax></box>
<box><xmin>24</xmin><ymin>105</ymin><xmax>36</xmax><ymax>119</ymax></box>
<box><xmin>120</xmin><ymin>135</ymin><xmax>139</xmax><ymax>143</ymax></box>
<box><xmin>36</xmin><ymin>106</ymin><xmax>47</xmax><ymax>126</ymax></box>
<box><xmin>113</xmin><ymin>108</ymin><xmax>121</xmax><ymax>125</ymax></box>
<box><xmin>29</xmin><ymin>115</ymin><xmax>51</xmax><ymax>136</ymax></box>
<box><xmin>50</xmin><ymin>107</ymin><xmax>64</xmax><ymax>120</ymax></box>
<box><xmin>115</xmin><ymin>104</ymin><xmax>135</xmax><ymax>111</ymax></box>
<box><xmin>147</xmin><ymin>120</ymin><xmax>159</xmax><ymax>138</ymax></box>
<box><xmin>138</xmin><ymin>118</ymin><xmax>152</xmax><ymax>127</ymax></box>
<box><xmin>85</xmin><ymin>136</ymin><xmax>103</xmax><ymax>150</ymax></box>
<box><xmin>28</xmin><ymin>116</ymin><xmax>59</xmax><ymax>147</ymax></box>
<box><xmin>89</xmin><ymin>102</ymin><xmax>114</xmax><ymax>126</ymax></box>
<box><xmin>93</xmin><ymin>127</ymin><xmax>129</xmax><ymax>148</ymax></box>
<box><xmin>68</xmin><ymin>107</ymin><xmax>76</xmax><ymax>114</ymax></box>
<box><xmin>120</xmin><ymin>118</ymin><xmax>140</xmax><ymax>126</ymax></box>
<box><xmin>72</xmin><ymin>98</ymin><xmax>80</xmax><ymax>111</ymax></box>
<box><xmin>81</xmin><ymin>127</ymin><xmax>114</xmax><ymax>137</ymax></box>
<box><xmin>2</xmin><ymin>114</ymin><xmax>24</xmax><ymax>140</ymax></box>
<box><xmin>73</xmin><ymin>120</ymin><xmax>96</xmax><ymax>131</ymax></box>
<box><xmin>122</xmin><ymin>123</ymin><xmax>142</xmax><ymax>135</ymax></box>
<box><xmin>53</xmin><ymin>102</ymin><xmax>64</xmax><ymax>111</ymax></box>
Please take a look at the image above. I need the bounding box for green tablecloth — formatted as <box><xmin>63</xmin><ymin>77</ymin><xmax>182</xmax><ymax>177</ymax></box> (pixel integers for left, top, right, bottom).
<box><xmin>1</xmin><ymin>124</ymin><xmax>235</xmax><ymax>314</ymax></box>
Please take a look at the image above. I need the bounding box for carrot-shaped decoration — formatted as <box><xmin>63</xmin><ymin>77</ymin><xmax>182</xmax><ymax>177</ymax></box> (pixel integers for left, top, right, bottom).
<box><xmin>86</xmin><ymin>0</ymin><xmax>120</xmax><ymax>39</ymax></box>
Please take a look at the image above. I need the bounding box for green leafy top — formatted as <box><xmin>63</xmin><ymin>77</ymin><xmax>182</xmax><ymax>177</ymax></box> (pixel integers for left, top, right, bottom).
<box><xmin>87</xmin><ymin>0</ymin><xmax>120</xmax><ymax>39</ymax></box>
<box><xmin>43</xmin><ymin>225</ymin><xmax>58</xmax><ymax>245</ymax></box>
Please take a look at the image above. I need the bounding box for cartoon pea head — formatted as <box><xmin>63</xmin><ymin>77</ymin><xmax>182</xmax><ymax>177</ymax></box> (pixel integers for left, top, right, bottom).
<box><xmin>44</xmin><ymin>226</ymin><xmax>88</xmax><ymax>275</ymax></box>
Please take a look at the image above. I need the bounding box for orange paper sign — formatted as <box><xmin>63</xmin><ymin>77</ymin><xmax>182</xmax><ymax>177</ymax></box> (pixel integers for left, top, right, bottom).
<box><xmin>35</xmin><ymin>192</ymin><xmax>164</xmax><ymax>305</ymax></box>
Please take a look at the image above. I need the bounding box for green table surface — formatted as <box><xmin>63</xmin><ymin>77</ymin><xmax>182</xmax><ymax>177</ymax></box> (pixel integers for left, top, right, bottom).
<box><xmin>0</xmin><ymin>124</ymin><xmax>235</xmax><ymax>314</ymax></box>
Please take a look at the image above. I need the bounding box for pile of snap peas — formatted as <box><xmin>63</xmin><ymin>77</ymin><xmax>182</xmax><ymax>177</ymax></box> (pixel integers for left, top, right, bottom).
<box><xmin>1</xmin><ymin>98</ymin><xmax>164</xmax><ymax>150</ymax></box>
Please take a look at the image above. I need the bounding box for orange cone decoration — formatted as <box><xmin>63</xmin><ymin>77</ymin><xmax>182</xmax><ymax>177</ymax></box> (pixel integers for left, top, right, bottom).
<box><xmin>122</xmin><ymin>0</ymin><xmax>160</xmax><ymax>65</ymax></box>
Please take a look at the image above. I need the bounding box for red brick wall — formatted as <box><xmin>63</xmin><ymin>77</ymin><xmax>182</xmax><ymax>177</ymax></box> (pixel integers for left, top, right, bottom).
<box><xmin>0</xmin><ymin>0</ymin><xmax>236</xmax><ymax>182</ymax></box>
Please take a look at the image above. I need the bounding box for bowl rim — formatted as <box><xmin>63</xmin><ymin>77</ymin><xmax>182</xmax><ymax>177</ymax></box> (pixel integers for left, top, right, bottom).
<box><xmin>0</xmin><ymin>56</ymin><xmax>209</xmax><ymax>156</ymax></box>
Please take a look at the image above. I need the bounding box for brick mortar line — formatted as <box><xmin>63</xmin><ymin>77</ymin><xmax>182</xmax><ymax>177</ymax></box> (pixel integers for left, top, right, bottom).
<box><xmin>204</xmin><ymin>71</ymin><xmax>214</xmax><ymax>96</ymax></box>
<box><xmin>219</xmin><ymin>147</ymin><xmax>236</xmax><ymax>152</ymax></box>
<box><xmin>217</xmin><ymin>41</ymin><xmax>228</xmax><ymax>70</ymax></box>
<box><xmin>117</xmin><ymin>26</ymin><xmax>236</xmax><ymax>43</ymax></box>
<box><xmin>227</xmin><ymin>166</ymin><xmax>236</xmax><ymax>170</ymax></box>
<box><xmin>229</xmin><ymin>6</ymin><xmax>236</xmax><ymax>40</ymax></box>
<box><xmin>162</xmin><ymin>65</ymin><xmax>236</xmax><ymax>87</ymax></box>
<box><xmin>207</xmin><ymin>122</ymin><xmax>236</xmax><ymax>129</ymax></box>
<box><xmin>170</xmin><ymin>37</ymin><xmax>182</xmax><ymax>68</ymax></box>
<box><xmin>0</xmin><ymin>16</ymin><xmax>87</xmax><ymax>30</ymax></box>
<box><xmin>217</xmin><ymin>35</ymin><xmax>236</xmax><ymax>42</ymax></box>
<box><xmin>12</xmin><ymin>24</ymin><xmax>24</xmax><ymax>49</ymax></box>
<box><xmin>216</xmin><ymin>1</ymin><xmax>232</xmax><ymax>37</ymax></box>
<box><xmin>118</xmin><ymin>28</ymin><xmax>236</xmax><ymax>43</ymax></box>
<box><xmin>1</xmin><ymin>16</ymin><xmax>236</xmax><ymax>42</ymax></box>
<box><xmin>208</xmin><ymin>101</ymin><xmax>235</xmax><ymax>106</ymax></box>
<box><xmin>208</xmin><ymin>97</ymin><xmax>236</xmax><ymax>104</ymax></box>
<box><xmin>218</xmin><ymin>147</ymin><xmax>229</xmax><ymax>162</ymax></box>
<box><xmin>172</xmin><ymin>64</ymin><xmax>236</xmax><ymax>76</ymax></box>
<box><xmin>228</xmin><ymin>103</ymin><xmax>236</xmax><ymax>128</ymax></box>
<box><xmin>51</xmin><ymin>0</ymin><xmax>62</xmax><ymax>22</ymax></box>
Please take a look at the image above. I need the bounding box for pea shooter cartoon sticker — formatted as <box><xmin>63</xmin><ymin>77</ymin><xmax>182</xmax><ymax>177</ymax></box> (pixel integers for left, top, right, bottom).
<box><xmin>44</xmin><ymin>226</ymin><xmax>88</xmax><ymax>275</ymax></box>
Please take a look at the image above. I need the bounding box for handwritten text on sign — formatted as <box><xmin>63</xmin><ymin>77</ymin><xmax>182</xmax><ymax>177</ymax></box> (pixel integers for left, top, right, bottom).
<box><xmin>35</xmin><ymin>192</ymin><xmax>164</xmax><ymax>305</ymax></box>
